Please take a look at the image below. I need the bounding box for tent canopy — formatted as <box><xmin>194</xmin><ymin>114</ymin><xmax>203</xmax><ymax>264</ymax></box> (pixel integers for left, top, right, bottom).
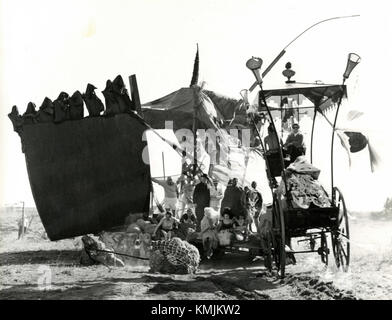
<box><xmin>142</xmin><ymin>87</ymin><xmax>224</xmax><ymax>132</ymax></box>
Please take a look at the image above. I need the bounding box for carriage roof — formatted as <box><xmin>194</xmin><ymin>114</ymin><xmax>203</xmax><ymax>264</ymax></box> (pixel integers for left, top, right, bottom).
<box><xmin>259</xmin><ymin>82</ymin><xmax>347</xmax><ymax>113</ymax></box>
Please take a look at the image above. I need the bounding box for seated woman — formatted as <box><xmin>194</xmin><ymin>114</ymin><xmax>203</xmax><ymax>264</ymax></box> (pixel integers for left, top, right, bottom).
<box><xmin>152</xmin><ymin>211</ymin><xmax>178</xmax><ymax>240</ymax></box>
<box><xmin>216</xmin><ymin>207</ymin><xmax>235</xmax><ymax>246</ymax></box>
<box><xmin>217</xmin><ymin>207</ymin><xmax>234</xmax><ymax>232</ymax></box>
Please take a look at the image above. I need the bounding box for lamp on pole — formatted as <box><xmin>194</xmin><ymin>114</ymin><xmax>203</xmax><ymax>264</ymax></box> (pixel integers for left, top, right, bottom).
<box><xmin>331</xmin><ymin>53</ymin><xmax>361</xmax><ymax>199</ymax></box>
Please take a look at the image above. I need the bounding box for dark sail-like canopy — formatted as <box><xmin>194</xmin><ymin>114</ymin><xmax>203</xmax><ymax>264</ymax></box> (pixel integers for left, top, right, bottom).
<box><xmin>17</xmin><ymin>114</ymin><xmax>151</xmax><ymax>240</ymax></box>
<box><xmin>142</xmin><ymin>86</ymin><xmax>224</xmax><ymax>132</ymax></box>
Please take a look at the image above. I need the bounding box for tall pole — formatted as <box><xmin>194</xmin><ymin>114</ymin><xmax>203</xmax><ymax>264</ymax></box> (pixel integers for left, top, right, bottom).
<box><xmin>330</xmin><ymin>79</ymin><xmax>346</xmax><ymax>199</ymax></box>
<box><xmin>162</xmin><ymin>152</ymin><xmax>166</xmax><ymax>180</ymax></box>
<box><xmin>310</xmin><ymin>106</ymin><xmax>317</xmax><ymax>164</ymax></box>
<box><xmin>20</xmin><ymin>201</ymin><xmax>25</xmax><ymax>239</ymax></box>
<box><xmin>259</xmin><ymin>89</ymin><xmax>289</xmax><ymax>197</ymax></box>
<box><xmin>192</xmin><ymin>88</ymin><xmax>199</xmax><ymax>177</ymax></box>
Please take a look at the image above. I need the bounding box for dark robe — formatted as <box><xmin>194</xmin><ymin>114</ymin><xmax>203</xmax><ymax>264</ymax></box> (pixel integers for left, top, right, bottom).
<box><xmin>82</xmin><ymin>83</ymin><xmax>104</xmax><ymax>117</ymax></box>
<box><xmin>22</xmin><ymin>102</ymin><xmax>38</xmax><ymax>125</ymax></box>
<box><xmin>69</xmin><ymin>91</ymin><xmax>84</xmax><ymax>120</ymax></box>
<box><xmin>193</xmin><ymin>182</ymin><xmax>210</xmax><ymax>227</ymax></box>
<box><xmin>8</xmin><ymin>105</ymin><xmax>23</xmax><ymax>134</ymax></box>
<box><xmin>53</xmin><ymin>92</ymin><xmax>70</xmax><ymax>123</ymax></box>
<box><xmin>112</xmin><ymin>75</ymin><xmax>134</xmax><ymax>113</ymax></box>
<box><xmin>36</xmin><ymin>97</ymin><xmax>54</xmax><ymax>123</ymax></box>
<box><xmin>102</xmin><ymin>80</ymin><xmax>121</xmax><ymax>116</ymax></box>
<box><xmin>221</xmin><ymin>185</ymin><xmax>245</xmax><ymax>218</ymax></box>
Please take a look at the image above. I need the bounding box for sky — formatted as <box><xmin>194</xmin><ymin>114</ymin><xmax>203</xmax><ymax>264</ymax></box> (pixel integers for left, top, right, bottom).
<box><xmin>0</xmin><ymin>0</ymin><xmax>391</xmax><ymax>211</ymax></box>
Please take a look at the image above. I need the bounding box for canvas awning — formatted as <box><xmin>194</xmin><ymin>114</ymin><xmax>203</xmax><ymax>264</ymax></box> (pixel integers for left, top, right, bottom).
<box><xmin>142</xmin><ymin>87</ymin><xmax>224</xmax><ymax>131</ymax></box>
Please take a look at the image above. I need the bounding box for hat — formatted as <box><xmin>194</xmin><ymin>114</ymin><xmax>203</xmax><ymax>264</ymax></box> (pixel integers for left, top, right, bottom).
<box><xmin>292</xmin><ymin>123</ymin><xmax>300</xmax><ymax>128</ymax></box>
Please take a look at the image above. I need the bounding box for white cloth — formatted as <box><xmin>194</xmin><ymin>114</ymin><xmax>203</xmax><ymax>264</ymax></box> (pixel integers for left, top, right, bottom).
<box><xmin>209</xmin><ymin>184</ymin><xmax>223</xmax><ymax>210</ymax></box>
<box><xmin>164</xmin><ymin>197</ymin><xmax>178</xmax><ymax>211</ymax></box>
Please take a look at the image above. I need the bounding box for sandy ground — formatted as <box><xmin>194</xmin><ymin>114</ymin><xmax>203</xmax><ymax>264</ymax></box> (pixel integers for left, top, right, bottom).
<box><xmin>0</xmin><ymin>208</ymin><xmax>391</xmax><ymax>300</ymax></box>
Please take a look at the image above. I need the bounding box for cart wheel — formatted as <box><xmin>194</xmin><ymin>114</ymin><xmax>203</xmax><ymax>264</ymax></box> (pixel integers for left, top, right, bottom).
<box><xmin>318</xmin><ymin>232</ymin><xmax>329</xmax><ymax>266</ymax></box>
<box><xmin>272</xmin><ymin>194</ymin><xmax>286</xmax><ymax>278</ymax></box>
<box><xmin>331</xmin><ymin>187</ymin><xmax>350</xmax><ymax>271</ymax></box>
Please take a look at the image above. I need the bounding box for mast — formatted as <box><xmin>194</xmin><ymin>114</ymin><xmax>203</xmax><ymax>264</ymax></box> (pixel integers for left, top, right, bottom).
<box><xmin>190</xmin><ymin>44</ymin><xmax>199</xmax><ymax>176</ymax></box>
<box><xmin>190</xmin><ymin>44</ymin><xmax>199</xmax><ymax>87</ymax></box>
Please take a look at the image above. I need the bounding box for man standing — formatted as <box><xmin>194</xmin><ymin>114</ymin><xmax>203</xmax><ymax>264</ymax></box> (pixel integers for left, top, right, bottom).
<box><xmin>151</xmin><ymin>176</ymin><xmax>178</xmax><ymax>217</ymax></box>
<box><xmin>177</xmin><ymin>175</ymin><xmax>195</xmax><ymax>217</ymax></box>
<box><xmin>248</xmin><ymin>181</ymin><xmax>263</xmax><ymax>231</ymax></box>
<box><xmin>209</xmin><ymin>177</ymin><xmax>224</xmax><ymax>212</ymax></box>
<box><xmin>220</xmin><ymin>178</ymin><xmax>245</xmax><ymax>218</ymax></box>
<box><xmin>193</xmin><ymin>174</ymin><xmax>211</xmax><ymax>229</ymax></box>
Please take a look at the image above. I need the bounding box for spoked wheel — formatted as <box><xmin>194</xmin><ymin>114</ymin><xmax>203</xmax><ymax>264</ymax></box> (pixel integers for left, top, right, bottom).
<box><xmin>331</xmin><ymin>187</ymin><xmax>350</xmax><ymax>271</ymax></box>
<box><xmin>272</xmin><ymin>194</ymin><xmax>286</xmax><ymax>278</ymax></box>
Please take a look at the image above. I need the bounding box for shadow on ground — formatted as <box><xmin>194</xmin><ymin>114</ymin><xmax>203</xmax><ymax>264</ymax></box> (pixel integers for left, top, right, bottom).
<box><xmin>0</xmin><ymin>250</ymin><xmax>80</xmax><ymax>266</ymax></box>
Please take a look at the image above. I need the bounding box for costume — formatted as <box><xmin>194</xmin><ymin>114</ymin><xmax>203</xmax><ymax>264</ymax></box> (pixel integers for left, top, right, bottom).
<box><xmin>193</xmin><ymin>182</ymin><xmax>210</xmax><ymax>227</ymax></box>
<box><xmin>209</xmin><ymin>183</ymin><xmax>223</xmax><ymax>212</ymax></box>
<box><xmin>220</xmin><ymin>185</ymin><xmax>245</xmax><ymax>218</ymax></box>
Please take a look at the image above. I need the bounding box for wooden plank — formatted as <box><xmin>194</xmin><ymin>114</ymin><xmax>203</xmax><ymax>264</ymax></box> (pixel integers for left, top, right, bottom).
<box><xmin>129</xmin><ymin>74</ymin><xmax>142</xmax><ymax>115</ymax></box>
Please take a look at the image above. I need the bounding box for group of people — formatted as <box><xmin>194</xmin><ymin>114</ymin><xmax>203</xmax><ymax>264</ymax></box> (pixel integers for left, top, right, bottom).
<box><xmin>151</xmin><ymin>170</ymin><xmax>264</xmax><ymax>254</ymax></box>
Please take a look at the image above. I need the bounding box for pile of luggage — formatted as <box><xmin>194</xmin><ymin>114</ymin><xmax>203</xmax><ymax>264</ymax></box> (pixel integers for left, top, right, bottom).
<box><xmin>282</xmin><ymin>156</ymin><xmax>331</xmax><ymax>209</ymax></box>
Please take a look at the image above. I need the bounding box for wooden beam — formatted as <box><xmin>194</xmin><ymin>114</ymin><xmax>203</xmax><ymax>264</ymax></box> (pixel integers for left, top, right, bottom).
<box><xmin>129</xmin><ymin>75</ymin><xmax>142</xmax><ymax>115</ymax></box>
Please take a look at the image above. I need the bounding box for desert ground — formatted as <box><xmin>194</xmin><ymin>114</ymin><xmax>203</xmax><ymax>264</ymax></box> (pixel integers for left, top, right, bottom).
<box><xmin>0</xmin><ymin>207</ymin><xmax>391</xmax><ymax>300</ymax></box>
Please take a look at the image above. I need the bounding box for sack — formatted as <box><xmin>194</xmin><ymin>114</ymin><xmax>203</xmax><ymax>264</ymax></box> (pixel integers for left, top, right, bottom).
<box><xmin>126</xmin><ymin>223</ymin><xmax>142</xmax><ymax>234</ymax></box>
<box><xmin>143</xmin><ymin>224</ymin><xmax>157</xmax><ymax>235</ymax></box>
<box><xmin>136</xmin><ymin>219</ymin><xmax>147</xmax><ymax>230</ymax></box>
<box><xmin>287</xmin><ymin>156</ymin><xmax>320</xmax><ymax>180</ymax></box>
<box><xmin>218</xmin><ymin>230</ymin><xmax>232</xmax><ymax>246</ymax></box>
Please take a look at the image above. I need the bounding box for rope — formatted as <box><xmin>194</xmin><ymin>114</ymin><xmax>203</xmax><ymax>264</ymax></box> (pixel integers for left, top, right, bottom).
<box><xmin>89</xmin><ymin>248</ymin><xmax>150</xmax><ymax>261</ymax></box>
<box><xmin>283</xmin><ymin>15</ymin><xmax>360</xmax><ymax>51</ymax></box>
<box><xmin>129</xmin><ymin>111</ymin><xmax>208</xmax><ymax>176</ymax></box>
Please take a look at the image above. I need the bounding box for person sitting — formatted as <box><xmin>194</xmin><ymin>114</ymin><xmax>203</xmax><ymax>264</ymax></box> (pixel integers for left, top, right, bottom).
<box><xmin>217</xmin><ymin>208</ymin><xmax>234</xmax><ymax>232</ymax></box>
<box><xmin>233</xmin><ymin>215</ymin><xmax>249</xmax><ymax>241</ymax></box>
<box><xmin>284</xmin><ymin>123</ymin><xmax>306</xmax><ymax>163</ymax></box>
<box><xmin>178</xmin><ymin>211</ymin><xmax>197</xmax><ymax>240</ymax></box>
<box><xmin>152</xmin><ymin>211</ymin><xmax>178</xmax><ymax>240</ymax></box>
